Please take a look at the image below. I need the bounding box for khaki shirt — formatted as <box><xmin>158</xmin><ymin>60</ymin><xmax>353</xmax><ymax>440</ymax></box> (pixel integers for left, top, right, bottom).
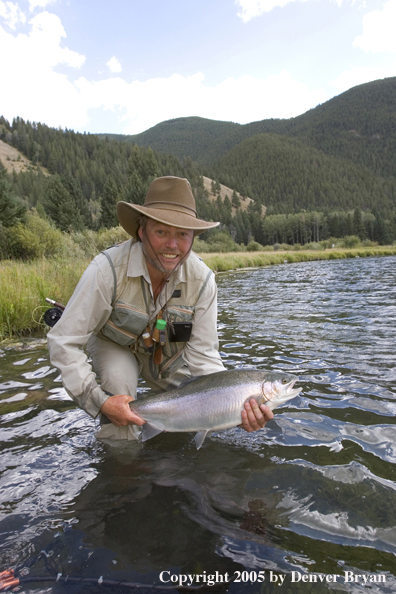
<box><xmin>47</xmin><ymin>242</ymin><xmax>224</xmax><ymax>418</ymax></box>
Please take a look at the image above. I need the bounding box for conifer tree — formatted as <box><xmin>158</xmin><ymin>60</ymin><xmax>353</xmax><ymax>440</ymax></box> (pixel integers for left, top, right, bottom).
<box><xmin>353</xmin><ymin>206</ymin><xmax>366</xmax><ymax>239</ymax></box>
<box><xmin>0</xmin><ymin>169</ymin><xmax>27</xmax><ymax>227</ymax></box>
<box><xmin>44</xmin><ymin>174</ymin><xmax>84</xmax><ymax>232</ymax></box>
<box><xmin>101</xmin><ymin>175</ymin><xmax>120</xmax><ymax>228</ymax></box>
<box><xmin>61</xmin><ymin>174</ymin><xmax>92</xmax><ymax>228</ymax></box>
<box><xmin>231</xmin><ymin>190</ymin><xmax>241</xmax><ymax>209</ymax></box>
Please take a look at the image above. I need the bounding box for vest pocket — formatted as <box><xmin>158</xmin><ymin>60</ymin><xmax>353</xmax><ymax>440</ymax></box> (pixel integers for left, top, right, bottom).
<box><xmin>162</xmin><ymin>305</ymin><xmax>195</xmax><ymax>361</ymax></box>
<box><xmin>99</xmin><ymin>300</ymin><xmax>149</xmax><ymax>347</ymax></box>
<box><xmin>166</xmin><ymin>305</ymin><xmax>195</xmax><ymax>323</ymax></box>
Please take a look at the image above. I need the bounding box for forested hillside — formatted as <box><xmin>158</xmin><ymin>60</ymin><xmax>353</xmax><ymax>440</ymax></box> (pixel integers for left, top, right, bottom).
<box><xmin>0</xmin><ymin>116</ymin><xmax>264</xmax><ymax>254</ymax></box>
<box><xmin>0</xmin><ymin>116</ymin><xmax>209</xmax><ymax>230</ymax></box>
<box><xmin>102</xmin><ymin>117</ymin><xmax>243</xmax><ymax>166</ymax></box>
<box><xmin>99</xmin><ymin>77</ymin><xmax>396</xmax><ymax>244</ymax></box>
<box><xmin>121</xmin><ymin>77</ymin><xmax>396</xmax><ymax>179</ymax></box>
<box><xmin>213</xmin><ymin>133</ymin><xmax>396</xmax><ymax>214</ymax></box>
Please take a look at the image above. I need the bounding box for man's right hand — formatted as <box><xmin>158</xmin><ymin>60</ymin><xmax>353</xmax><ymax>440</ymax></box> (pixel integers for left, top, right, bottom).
<box><xmin>100</xmin><ymin>394</ymin><xmax>146</xmax><ymax>427</ymax></box>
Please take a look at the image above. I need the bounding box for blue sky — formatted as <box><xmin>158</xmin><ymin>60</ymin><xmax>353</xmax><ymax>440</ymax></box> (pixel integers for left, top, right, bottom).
<box><xmin>1</xmin><ymin>0</ymin><xmax>395</xmax><ymax>135</ymax></box>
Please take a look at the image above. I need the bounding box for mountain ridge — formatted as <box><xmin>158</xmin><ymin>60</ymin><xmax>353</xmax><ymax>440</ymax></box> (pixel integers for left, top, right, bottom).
<box><xmin>104</xmin><ymin>77</ymin><xmax>396</xmax><ymax>180</ymax></box>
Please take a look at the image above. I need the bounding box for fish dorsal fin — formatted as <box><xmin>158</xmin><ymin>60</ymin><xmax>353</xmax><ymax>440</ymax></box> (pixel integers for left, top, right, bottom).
<box><xmin>141</xmin><ymin>423</ymin><xmax>163</xmax><ymax>442</ymax></box>
<box><xmin>194</xmin><ymin>430</ymin><xmax>212</xmax><ymax>450</ymax></box>
<box><xmin>177</xmin><ymin>375</ymin><xmax>204</xmax><ymax>389</ymax></box>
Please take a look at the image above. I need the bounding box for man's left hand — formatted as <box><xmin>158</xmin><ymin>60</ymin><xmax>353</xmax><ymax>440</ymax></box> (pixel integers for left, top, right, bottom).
<box><xmin>240</xmin><ymin>399</ymin><xmax>274</xmax><ymax>432</ymax></box>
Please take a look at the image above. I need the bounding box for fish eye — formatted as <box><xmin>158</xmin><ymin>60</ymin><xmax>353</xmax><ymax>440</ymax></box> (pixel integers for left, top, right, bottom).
<box><xmin>282</xmin><ymin>378</ymin><xmax>288</xmax><ymax>384</ymax></box>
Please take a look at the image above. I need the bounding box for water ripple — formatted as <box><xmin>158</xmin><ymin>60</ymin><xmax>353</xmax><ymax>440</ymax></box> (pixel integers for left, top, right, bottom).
<box><xmin>1</xmin><ymin>256</ymin><xmax>396</xmax><ymax>590</ymax></box>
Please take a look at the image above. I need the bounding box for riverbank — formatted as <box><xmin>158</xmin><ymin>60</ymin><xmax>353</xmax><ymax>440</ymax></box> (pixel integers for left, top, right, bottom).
<box><xmin>199</xmin><ymin>245</ymin><xmax>396</xmax><ymax>272</ymax></box>
<box><xmin>1</xmin><ymin>246</ymin><xmax>396</xmax><ymax>339</ymax></box>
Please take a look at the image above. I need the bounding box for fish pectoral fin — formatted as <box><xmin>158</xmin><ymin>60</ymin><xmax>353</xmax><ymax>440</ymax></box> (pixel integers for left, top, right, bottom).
<box><xmin>140</xmin><ymin>423</ymin><xmax>163</xmax><ymax>442</ymax></box>
<box><xmin>194</xmin><ymin>430</ymin><xmax>211</xmax><ymax>450</ymax></box>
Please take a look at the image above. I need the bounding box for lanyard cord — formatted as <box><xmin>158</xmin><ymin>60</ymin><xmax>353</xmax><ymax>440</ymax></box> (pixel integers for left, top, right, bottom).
<box><xmin>141</xmin><ymin>229</ymin><xmax>193</xmax><ymax>320</ymax></box>
<box><xmin>141</xmin><ymin>229</ymin><xmax>193</xmax><ymax>380</ymax></box>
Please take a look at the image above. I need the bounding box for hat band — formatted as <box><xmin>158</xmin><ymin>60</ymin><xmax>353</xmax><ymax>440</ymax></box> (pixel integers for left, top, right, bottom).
<box><xmin>145</xmin><ymin>201</ymin><xmax>197</xmax><ymax>217</ymax></box>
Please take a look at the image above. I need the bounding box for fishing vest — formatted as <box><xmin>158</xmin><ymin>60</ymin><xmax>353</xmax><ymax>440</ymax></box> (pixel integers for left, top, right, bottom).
<box><xmin>97</xmin><ymin>240</ymin><xmax>214</xmax><ymax>379</ymax></box>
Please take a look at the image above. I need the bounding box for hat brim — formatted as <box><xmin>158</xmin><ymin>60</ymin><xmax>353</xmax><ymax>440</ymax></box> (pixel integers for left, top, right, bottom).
<box><xmin>117</xmin><ymin>202</ymin><xmax>219</xmax><ymax>239</ymax></box>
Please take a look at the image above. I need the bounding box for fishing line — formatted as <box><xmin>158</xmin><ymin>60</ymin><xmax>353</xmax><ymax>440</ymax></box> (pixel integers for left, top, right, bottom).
<box><xmin>0</xmin><ymin>570</ymin><xmax>198</xmax><ymax>592</ymax></box>
<box><xmin>1</xmin><ymin>544</ymin><xmax>188</xmax><ymax>593</ymax></box>
<box><xmin>1</xmin><ymin>569</ymin><xmax>230</xmax><ymax>593</ymax></box>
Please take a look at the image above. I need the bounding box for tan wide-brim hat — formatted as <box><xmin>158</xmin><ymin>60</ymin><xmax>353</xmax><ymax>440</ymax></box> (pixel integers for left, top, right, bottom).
<box><xmin>117</xmin><ymin>176</ymin><xmax>219</xmax><ymax>239</ymax></box>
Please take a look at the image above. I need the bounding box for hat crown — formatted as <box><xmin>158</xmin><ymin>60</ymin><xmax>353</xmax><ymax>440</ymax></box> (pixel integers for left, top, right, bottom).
<box><xmin>116</xmin><ymin>176</ymin><xmax>219</xmax><ymax>239</ymax></box>
<box><xmin>144</xmin><ymin>176</ymin><xmax>197</xmax><ymax>217</ymax></box>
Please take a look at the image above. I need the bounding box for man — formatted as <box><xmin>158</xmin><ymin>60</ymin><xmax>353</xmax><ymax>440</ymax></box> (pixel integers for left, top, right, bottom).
<box><xmin>48</xmin><ymin>176</ymin><xmax>273</xmax><ymax>441</ymax></box>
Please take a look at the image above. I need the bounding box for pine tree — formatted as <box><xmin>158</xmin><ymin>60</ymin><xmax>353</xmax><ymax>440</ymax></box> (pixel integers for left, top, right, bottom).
<box><xmin>353</xmin><ymin>206</ymin><xmax>366</xmax><ymax>239</ymax></box>
<box><xmin>44</xmin><ymin>174</ymin><xmax>84</xmax><ymax>232</ymax></box>
<box><xmin>61</xmin><ymin>174</ymin><xmax>92</xmax><ymax>228</ymax></box>
<box><xmin>0</xmin><ymin>169</ymin><xmax>26</xmax><ymax>227</ymax></box>
<box><xmin>100</xmin><ymin>175</ymin><xmax>120</xmax><ymax>228</ymax></box>
<box><xmin>231</xmin><ymin>190</ymin><xmax>241</xmax><ymax>209</ymax></box>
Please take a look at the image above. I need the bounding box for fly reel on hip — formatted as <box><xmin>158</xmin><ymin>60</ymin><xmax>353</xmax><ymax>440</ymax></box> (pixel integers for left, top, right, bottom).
<box><xmin>43</xmin><ymin>307</ymin><xmax>63</xmax><ymax>327</ymax></box>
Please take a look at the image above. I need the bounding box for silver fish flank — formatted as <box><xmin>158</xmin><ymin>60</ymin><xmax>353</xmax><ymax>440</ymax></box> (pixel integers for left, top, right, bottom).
<box><xmin>130</xmin><ymin>369</ymin><xmax>301</xmax><ymax>449</ymax></box>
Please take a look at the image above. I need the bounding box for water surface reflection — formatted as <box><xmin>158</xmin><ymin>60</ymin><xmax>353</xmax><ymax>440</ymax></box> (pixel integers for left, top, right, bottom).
<box><xmin>1</xmin><ymin>256</ymin><xmax>396</xmax><ymax>592</ymax></box>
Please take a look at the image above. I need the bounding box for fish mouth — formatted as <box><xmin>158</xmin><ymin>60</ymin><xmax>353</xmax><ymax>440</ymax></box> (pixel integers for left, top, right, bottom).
<box><xmin>262</xmin><ymin>377</ymin><xmax>302</xmax><ymax>403</ymax></box>
<box><xmin>282</xmin><ymin>379</ymin><xmax>302</xmax><ymax>399</ymax></box>
<box><xmin>285</xmin><ymin>378</ymin><xmax>301</xmax><ymax>395</ymax></box>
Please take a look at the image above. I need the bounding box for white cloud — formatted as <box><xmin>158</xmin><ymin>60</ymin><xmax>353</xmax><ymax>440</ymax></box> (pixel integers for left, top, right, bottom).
<box><xmin>0</xmin><ymin>11</ymin><xmax>86</xmax><ymax>128</ymax></box>
<box><xmin>353</xmin><ymin>0</ymin><xmax>396</xmax><ymax>53</ymax></box>
<box><xmin>235</xmin><ymin>0</ymin><xmax>359</xmax><ymax>22</ymax></box>
<box><xmin>29</xmin><ymin>0</ymin><xmax>57</xmax><ymax>11</ymax></box>
<box><xmin>0</xmin><ymin>7</ymin><xmax>328</xmax><ymax>135</ymax></box>
<box><xmin>75</xmin><ymin>70</ymin><xmax>327</xmax><ymax>134</ymax></box>
<box><xmin>235</xmin><ymin>0</ymin><xmax>307</xmax><ymax>22</ymax></box>
<box><xmin>107</xmin><ymin>56</ymin><xmax>122</xmax><ymax>73</ymax></box>
<box><xmin>28</xmin><ymin>12</ymin><xmax>85</xmax><ymax>68</ymax></box>
<box><xmin>0</xmin><ymin>1</ymin><xmax>25</xmax><ymax>29</ymax></box>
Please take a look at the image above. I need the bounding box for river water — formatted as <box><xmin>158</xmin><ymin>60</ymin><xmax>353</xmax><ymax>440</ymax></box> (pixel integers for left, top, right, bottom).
<box><xmin>1</xmin><ymin>256</ymin><xmax>396</xmax><ymax>594</ymax></box>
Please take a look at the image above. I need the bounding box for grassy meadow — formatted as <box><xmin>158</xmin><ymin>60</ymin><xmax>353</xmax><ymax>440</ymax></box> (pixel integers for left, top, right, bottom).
<box><xmin>1</xmin><ymin>245</ymin><xmax>396</xmax><ymax>340</ymax></box>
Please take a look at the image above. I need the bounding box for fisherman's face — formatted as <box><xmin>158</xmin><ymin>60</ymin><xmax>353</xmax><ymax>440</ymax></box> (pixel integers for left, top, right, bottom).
<box><xmin>138</xmin><ymin>219</ymin><xmax>194</xmax><ymax>274</ymax></box>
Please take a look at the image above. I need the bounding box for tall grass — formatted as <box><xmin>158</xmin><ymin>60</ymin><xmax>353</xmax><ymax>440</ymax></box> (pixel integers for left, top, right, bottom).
<box><xmin>0</xmin><ymin>258</ymin><xmax>89</xmax><ymax>339</ymax></box>
<box><xmin>199</xmin><ymin>247</ymin><xmax>396</xmax><ymax>272</ymax></box>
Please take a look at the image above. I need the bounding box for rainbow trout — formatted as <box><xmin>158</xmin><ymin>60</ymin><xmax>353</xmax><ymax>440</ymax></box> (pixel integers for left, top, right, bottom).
<box><xmin>129</xmin><ymin>369</ymin><xmax>301</xmax><ymax>449</ymax></box>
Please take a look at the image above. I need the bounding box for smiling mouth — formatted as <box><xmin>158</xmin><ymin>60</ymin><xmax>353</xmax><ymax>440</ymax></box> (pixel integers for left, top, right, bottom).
<box><xmin>160</xmin><ymin>254</ymin><xmax>179</xmax><ymax>260</ymax></box>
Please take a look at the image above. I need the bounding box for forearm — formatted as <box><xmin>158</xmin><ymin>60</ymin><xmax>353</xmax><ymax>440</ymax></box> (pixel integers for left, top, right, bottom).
<box><xmin>183</xmin><ymin>276</ymin><xmax>225</xmax><ymax>375</ymax></box>
<box><xmin>47</xmin><ymin>258</ymin><xmax>114</xmax><ymax>418</ymax></box>
<box><xmin>48</xmin><ymin>333</ymin><xmax>109</xmax><ymax>417</ymax></box>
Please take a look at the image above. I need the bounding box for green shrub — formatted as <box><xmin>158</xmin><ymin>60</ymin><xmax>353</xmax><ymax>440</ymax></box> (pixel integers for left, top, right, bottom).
<box><xmin>206</xmin><ymin>231</ymin><xmax>240</xmax><ymax>252</ymax></box>
<box><xmin>246</xmin><ymin>240</ymin><xmax>263</xmax><ymax>252</ymax></box>
<box><xmin>0</xmin><ymin>223</ymin><xmax>13</xmax><ymax>259</ymax></box>
<box><xmin>340</xmin><ymin>235</ymin><xmax>361</xmax><ymax>248</ymax></box>
<box><xmin>304</xmin><ymin>242</ymin><xmax>322</xmax><ymax>251</ymax></box>
<box><xmin>192</xmin><ymin>237</ymin><xmax>211</xmax><ymax>253</ymax></box>
<box><xmin>9</xmin><ymin>210</ymin><xmax>64</xmax><ymax>259</ymax></box>
<box><xmin>70</xmin><ymin>227</ymin><xmax>129</xmax><ymax>259</ymax></box>
<box><xmin>96</xmin><ymin>227</ymin><xmax>130</xmax><ymax>251</ymax></box>
<box><xmin>274</xmin><ymin>243</ymin><xmax>291</xmax><ymax>251</ymax></box>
